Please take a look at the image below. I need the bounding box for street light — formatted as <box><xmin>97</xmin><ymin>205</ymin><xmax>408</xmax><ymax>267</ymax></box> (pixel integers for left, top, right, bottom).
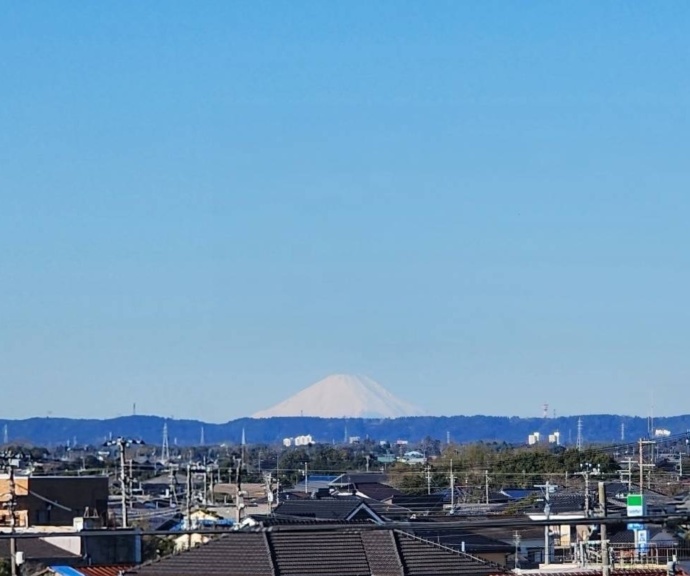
<box><xmin>103</xmin><ymin>438</ymin><xmax>145</xmax><ymax>528</ymax></box>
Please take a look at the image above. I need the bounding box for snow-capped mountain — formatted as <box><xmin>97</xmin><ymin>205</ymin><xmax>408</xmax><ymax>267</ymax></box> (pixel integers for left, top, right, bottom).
<box><xmin>252</xmin><ymin>373</ymin><xmax>425</xmax><ymax>419</ymax></box>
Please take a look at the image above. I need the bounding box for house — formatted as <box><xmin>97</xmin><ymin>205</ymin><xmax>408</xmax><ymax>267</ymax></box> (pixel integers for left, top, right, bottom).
<box><xmin>523</xmin><ymin>489</ymin><xmax>589</xmax><ymax>558</ymax></box>
<box><xmin>127</xmin><ymin>527</ymin><xmax>510</xmax><ymax>576</ymax></box>
<box><xmin>139</xmin><ymin>473</ymin><xmax>184</xmax><ymax>501</ymax></box>
<box><xmin>344</xmin><ymin>482</ymin><xmax>402</xmax><ymax>502</ymax></box>
<box><xmin>399</xmin><ymin>451</ymin><xmax>427</xmax><ymax>465</ymax></box>
<box><xmin>0</xmin><ymin>537</ymin><xmax>79</xmax><ymax>570</ymax></box>
<box><xmin>329</xmin><ymin>472</ymin><xmax>388</xmax><ymax>488</ymax></box>
<box><xmin>604</xmin><ymin>482</ymin><xmax>680</xmax><ymax>517</ymax></box>
<box><xmin>474</xmin><ymin>523</ymin><xmax>551</xmax><ymax>568</ymax></box>
<box><xmin>46</xmin><ymin>566</ymin><xmax>136</xmax><ymax>576</ymax></box>
<box><xmin>0</xmin><ymin>475</ymin><xmax>109</xmax><ymax>527</ymax></box>
<box><xmin>171</xmin><ymin>509</ymin><xmax>234</xmax><ymax>551</ymax></box>
<box><xmin>273</xmin><ymin>495</ymin><xmax>385</xmax><ymax>523</ymax></box>
<box><xmin>402</xmin><ymin>522</ymin><xmax>514</xmax><ymax>566</ymax></box>
<box><xmin>606</xmin><ymin>524</ymin><xmax>682</xmax><ymax>565</ymax></box>
<box><xmin>390</xmin><ymin>493</ymin><xmax>446</xmax><ymax>515</ymax></box>
<box><xmin>292</xmin><ymin>475</ymin><xmax>339</xmax><ymax>493</ymax></box>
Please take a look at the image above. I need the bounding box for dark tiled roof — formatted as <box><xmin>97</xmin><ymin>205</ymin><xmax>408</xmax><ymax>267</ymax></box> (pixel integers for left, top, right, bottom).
<box><xmin>131</xmin><ymin>528</ymin><xmax>509</xmax><ymax>576</ymax></box>
<box><xmin>360</xmin><ymin>497</ymin><xmax>412</xmax><ymax>521</ymax></box>
<box><xmin>273</xmin><ymin>497</ymin><xmax>378</xmax><ymax>521</ymax></box>
<box><xmin>361</xmin><ymin>531</ymin><xmax>403</xmax><ymax>576</ymax></box>
<box><xmin>269</xmin><ymin>531</ymin><xmax>369</xmax><ymax>576</ymax></box>
<box><xmin>391</xmin><ymin>494</ymin><xmax>446</xmax><ymax>514</ymax></box>
<box><xmin>354</xmin><ymin>482</ymin><xmax>402</xmax><ymax>501</ymax></box>
<box><xmin>135</xmin><ymin>533</ymin><xmax>272</xmax><ymax>575</ymax></box>
<box><xmin>525</xmin><ymin>492</ymin><xmax>585</xmax><ymax>514</ymax></box>
<box><xmin>406</xmin><ymin>527</ymin><xmax>513</xmax><ymax>553</ymax></box>
<box><xmin>242</xmin><ymin>514</ymin><xmax>372</xmax><ymax>527</ymax></box>
<box><xmin>0</xmin><ymin>538</ymin><xmax>79</xmax><ymax>561</ymax></box>
<box><xmin>609</xmin><ymin>526</ymin><xmax>679</xmax><ymax>545</ymax></box>
<box><xmin>331</xmin><ymin>473</ymin><xmax>387</xmax><ymax>487</ymax></box>
<box><xmin>394</xmin><ymin>531</ymin><xmax>504</xmax><ymax>576</ymax></box>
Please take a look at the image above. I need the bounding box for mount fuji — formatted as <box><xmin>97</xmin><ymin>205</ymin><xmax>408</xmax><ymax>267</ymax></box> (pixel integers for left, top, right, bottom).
<box><xmin>252</xmin><ymin>374</ymin><xmax>426</xmax><ymax>419</ymax></box>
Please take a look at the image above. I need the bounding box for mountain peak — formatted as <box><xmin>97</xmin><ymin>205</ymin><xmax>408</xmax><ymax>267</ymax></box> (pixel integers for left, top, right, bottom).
<box><xmin>252</xmin><ymin>374</ymin><xmax>425</xmax><ymax>419</ymax></box>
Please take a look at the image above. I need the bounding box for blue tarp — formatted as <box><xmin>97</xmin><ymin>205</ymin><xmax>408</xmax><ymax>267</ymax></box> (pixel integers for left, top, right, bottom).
<box><xmin>51</xmin><ymin>566</ymin><xmax>85</xmax><ymax>576</ymax></box>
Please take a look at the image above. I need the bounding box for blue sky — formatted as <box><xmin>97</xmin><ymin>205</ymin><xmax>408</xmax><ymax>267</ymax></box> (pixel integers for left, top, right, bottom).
<box><xmin>1</xmin><ymin>2</ymin><xmax>689</xmax><ymax>421</ymax></box>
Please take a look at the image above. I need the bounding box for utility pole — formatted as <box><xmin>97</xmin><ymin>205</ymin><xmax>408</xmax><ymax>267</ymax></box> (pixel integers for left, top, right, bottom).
<box><xmin>128</xmin><ymin>459</ymin><xmax>133</xmax><ymax>502</ymax></box>
<box><xmin>620</xmin><ymin>458</ymin><xmax>634</xmax><ymax>493</ymax></box>
<box><xmin>484</xmin><ymin>470</ymin><xmax>490</xmax><ymax>505</ymax></box>
<box><xmin>576</xmin><ymin>464</ymin><xmax>592</xmax><ymax>517</ymax></box>
<box><xmin>186</xmin><ymin>463</ymin><xmax>192</xmax><ymax>549</ymax></box>
<box><xmin>304</xmin><ymin>462</ymin><xmax>309</xmax><ymax>494</ymax></box>
<box><xmin>426</xmin><ymin>464</ymin><xmax>432</xmax><ymax>495</ymax></box>
<box><xmin>598</xmin><ymin>481</ymin><xmax>610</xmax><ymax>576</ymax></box>
<box><xmin>535</xmin><ymin>480</ymin><xmax>551</xmax><ymax>565</ymax></box>
<box><xmin>513</xmin><ymin>531</ymin><xmax>521</xmax><ymax>570</ymax></box>
<box><xmin>168</xmin><ymin>464</ymin><xmax>178</xmax><ymax>507</ymax></box>
<box><xmin>203</xmin><ymin>464</ymin><xmax>208</xmax><ymax>506</ymax></box>
<box><xmin>235</xmin><ymin>457</ymin><xmax>245</xmax><ymax>525</ymax></box>
<box><xmin>449</xmin><ymin>460</ymin><xmax>455</xmax><ymax>512</ymax></box>
<box><xmin>8</xmin><ymin>456</ymin><xmax>18</xmax><ymax>576</ymax></box>
<box><xmin>119</xmin><ymin>443</ymin><xmax>127</xmax><ymax>527</ymax></box>
<box><xmin>103</xmin><ymin>437</ymin><xmax>144</xmax><ymax>528</ymax></box>
<box><xmin>638</xmin><ymin>438</ymin><xmax>656</xmax><ymax>492</ymax></box>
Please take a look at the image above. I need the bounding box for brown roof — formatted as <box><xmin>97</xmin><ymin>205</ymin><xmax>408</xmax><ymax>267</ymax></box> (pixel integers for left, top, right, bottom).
<box><xmin>79</xmin><ymin>566</ymin><xmax>136</xmax><ymax>576</ymax></box>
<box><xmin>130</xmin><ymin>528</ymin><xmax>509</xmax><ymax>576</ymax></box>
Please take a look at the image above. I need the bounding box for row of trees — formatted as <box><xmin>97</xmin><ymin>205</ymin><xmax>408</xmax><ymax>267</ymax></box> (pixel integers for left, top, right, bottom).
<box><xmin>387</xmin><ymin>444</ymin><xmax>619</xmax><ymax>494</ymax></box>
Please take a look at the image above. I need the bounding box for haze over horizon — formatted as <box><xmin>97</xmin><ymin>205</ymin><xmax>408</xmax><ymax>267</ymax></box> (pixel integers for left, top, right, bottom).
<box><xmin>2</xmin><ymin>3</ymin><xmax>689</xmax><ymax>422</ymax></box>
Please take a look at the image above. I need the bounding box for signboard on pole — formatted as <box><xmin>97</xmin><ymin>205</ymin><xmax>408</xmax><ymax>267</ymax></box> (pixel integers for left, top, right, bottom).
<box><xmin>627</xmin><ymin>494</ymin><xmax>646</xmax><ymax>517</ymax></box>
<box><xmin>635</xmin><ymin>529</ymin><xmax>649</xmax><ymax>554</ymax></box>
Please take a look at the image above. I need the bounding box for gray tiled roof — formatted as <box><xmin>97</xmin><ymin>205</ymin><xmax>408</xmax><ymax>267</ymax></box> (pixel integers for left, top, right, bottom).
<box><xmin>273</xmin><ymin>497</ymin><xmax>376</xmax><ymax>521</ymax></box>
<box><xmin>134</xmin><ymin>533</ymin><xmax>273</xmax><ymax>575</ymax></box>
<box><xmin>131</xmin><ymin>528</ymin><xmax>509</xmax><ymax>576</ymax></box>
<box><xmin>395</xmin><ymin>531</ymin><xmax>504</xmax><ymax>576</ymax></box>
<box><xmin>270</xmin><ymin>531</ymin><xmax>369</xmax><ymax>576</ymax></box>
<box><xmin>361</xmin><ymin>530</ymin><xmax>404</xmax><ymax>576</ymax></box>
<box><xmin>354</xmin><ymin>482</ymin><xmax>402</xmax><ymax>502</ymax></box>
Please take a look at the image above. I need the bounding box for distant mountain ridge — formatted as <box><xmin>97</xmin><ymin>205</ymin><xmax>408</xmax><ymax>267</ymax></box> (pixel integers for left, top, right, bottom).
<box><xmin>0</xmin><ymin>413</ymin><xmax>688</xmax><ymax>447</ymax></box>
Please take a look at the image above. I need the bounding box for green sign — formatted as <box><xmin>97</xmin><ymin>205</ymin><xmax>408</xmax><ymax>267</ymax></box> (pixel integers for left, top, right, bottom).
<box><xmin>627</xmin><ymin>494</ymin><xmax>646</xmax><ymax>517</ymax></box>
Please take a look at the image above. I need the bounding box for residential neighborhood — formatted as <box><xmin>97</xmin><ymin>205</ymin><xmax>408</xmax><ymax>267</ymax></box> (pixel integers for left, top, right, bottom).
<box><xmin>2</xmin><ymin>429</ymin><xmax>690</xmax><ymax>576</ymax></box>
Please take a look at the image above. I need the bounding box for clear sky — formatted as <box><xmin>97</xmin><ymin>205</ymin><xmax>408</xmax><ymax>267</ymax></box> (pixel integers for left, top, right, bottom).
<box><xmin>1</xmin><ymin>2</ymin><xmax>689</xmax><ymax>422</ymax></box>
